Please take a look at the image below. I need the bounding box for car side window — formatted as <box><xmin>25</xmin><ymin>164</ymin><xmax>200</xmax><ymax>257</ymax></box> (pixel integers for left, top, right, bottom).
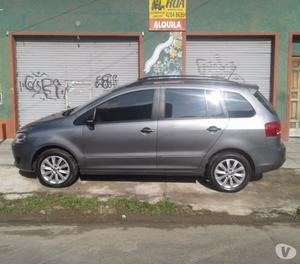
<box><xmin>223</xmin><ymin>91</ymin><xmax>255</xmax><ymax>118</ymax></box>
<box><xmin>95</xmin><ymin>89</ymin><xmax>154</xmax><ymax>123</ymax></box>
<box><xmin>205</xmin><ymin>90</ymin><xmax>225</xmax><ymax>118</ymax></box>
<box><xmin>165</xmin><ymin>89</ymin><xmax>206</xmax><ymax>119</ymax></box>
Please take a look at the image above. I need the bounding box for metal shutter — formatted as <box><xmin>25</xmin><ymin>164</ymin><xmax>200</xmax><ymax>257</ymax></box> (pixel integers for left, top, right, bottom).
<box><xmin>186</xmin><ymin>37</ymin><xmax>273</xmax><ymax>100</ymax></box>
<box><xmin>15</xmin><ymin>37</ymin><xmax>139</xmax><ymax>127</ymax></box>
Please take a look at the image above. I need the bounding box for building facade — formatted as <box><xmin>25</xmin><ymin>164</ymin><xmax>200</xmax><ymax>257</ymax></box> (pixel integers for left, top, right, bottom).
<box><xmin>0</xmin><ymin>0</ymin><xmax>299</xmax><ymax>140</ymax></box>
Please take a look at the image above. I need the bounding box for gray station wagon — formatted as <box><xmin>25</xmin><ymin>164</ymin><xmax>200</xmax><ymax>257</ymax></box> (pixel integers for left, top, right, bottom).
<box><xmin>12</xmin><ymin>76</ymin><xmax>285</xmax><ymax>192</ymax></box>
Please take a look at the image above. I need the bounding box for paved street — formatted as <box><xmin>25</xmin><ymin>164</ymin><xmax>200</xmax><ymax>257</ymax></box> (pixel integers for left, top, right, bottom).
<box><xmin>0</xmin><ymin>223</ymin><xmax>299</xmax><ymax>264</ymax></box>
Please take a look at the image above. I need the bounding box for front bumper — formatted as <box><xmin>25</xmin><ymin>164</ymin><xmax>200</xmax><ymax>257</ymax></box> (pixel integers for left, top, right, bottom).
<box><xmin>12</xmin><ymin>140</ymin><xmax>35</xmax><ymax>172</ymax></box>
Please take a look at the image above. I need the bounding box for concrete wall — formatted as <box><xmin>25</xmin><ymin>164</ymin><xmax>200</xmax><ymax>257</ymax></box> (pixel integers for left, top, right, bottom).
<box><xmin>0</xmin><ymin>0</ymin><xmax>299</xmax><ymax>136</ymax></box>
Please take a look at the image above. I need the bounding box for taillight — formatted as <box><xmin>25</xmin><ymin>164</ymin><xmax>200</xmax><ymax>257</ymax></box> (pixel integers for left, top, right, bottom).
<box><xmin>265</xmin><ymin>122</ymin><xmax>281</xmax><ymax>137</ymax></box>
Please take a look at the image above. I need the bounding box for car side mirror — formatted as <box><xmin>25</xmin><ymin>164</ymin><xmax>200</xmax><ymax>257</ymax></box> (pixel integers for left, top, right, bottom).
<box><xmin>85</xmin><ymin>118</ymin><xmax>95</xmax><ymax>130</ymax></box>
<box><xmin>85</xmin><ymin>108</ymin><xmax>96</xmax><ymax>130</ymax></box>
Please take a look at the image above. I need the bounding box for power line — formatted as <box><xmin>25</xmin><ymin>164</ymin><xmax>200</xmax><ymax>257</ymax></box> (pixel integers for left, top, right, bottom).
<box><xmin>2</xmin><ymin>0</ymin><xmax>213</xmax><ymax>36</ymax></box>
<box><xmin>19</xmin><ymin>0</ymin><xmax>101</xmax><ymax>31</ymax></box>
<box><xmin>0</xmin><ymin>0</ymin><xmax>101</xmax><ymax>39</ymax></box>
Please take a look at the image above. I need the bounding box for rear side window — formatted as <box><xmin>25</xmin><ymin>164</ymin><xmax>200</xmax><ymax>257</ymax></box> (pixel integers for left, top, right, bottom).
<box><xmin>95</xmin><ymin>89</ymin><xmax>154</xmax><ymax>122</ymax></box>
<box><xmin>165</xmin><ymin>89</ymin><xmax>206</xmax><ymax>118</ymax></box>
<box><xmin>205</xmin><ymin>90</ymin><xmax>225</xmax><ymax>118</ymax></box>
<box><xmin>254</xmin><ymin>91</ymin><xmax>276</xmax><ymax>115</ymax></box>
<box><xmin>223</xmin><ymin>91</ymin><xmax>255</xmax><ymax>118</ymax></box>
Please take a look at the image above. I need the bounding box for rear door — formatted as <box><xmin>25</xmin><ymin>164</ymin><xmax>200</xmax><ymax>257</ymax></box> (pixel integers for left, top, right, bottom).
<box><xmin>157</xmin><ymin>88</ymin><xmax>229</xmax><ymax>169</ymax></box>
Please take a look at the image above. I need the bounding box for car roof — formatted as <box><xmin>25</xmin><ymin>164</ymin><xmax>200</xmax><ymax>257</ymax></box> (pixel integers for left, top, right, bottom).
<box><xmin>114</xmin><ymin>75</ymin><xmax>258</xmax><ymax>94</ymax></box>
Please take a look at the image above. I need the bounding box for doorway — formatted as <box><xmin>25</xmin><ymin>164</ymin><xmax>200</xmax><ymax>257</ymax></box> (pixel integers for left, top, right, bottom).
<box><xmin>290</xmin><ymin>57</ymin><xmax>300</xmax><ymax>137</ymax></box>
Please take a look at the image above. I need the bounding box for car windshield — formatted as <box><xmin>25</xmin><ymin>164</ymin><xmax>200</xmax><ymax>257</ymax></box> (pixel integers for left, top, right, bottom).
<box><xmin>69</xmin><ymin>98</ymin><xmax>101</xmax><ymax>115</ymax></box>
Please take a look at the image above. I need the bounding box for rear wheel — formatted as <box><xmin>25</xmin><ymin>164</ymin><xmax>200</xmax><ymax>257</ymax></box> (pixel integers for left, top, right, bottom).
<box><xmin>251</xmin><ymin>173</ymin><xmax>263</xmax><ymax>181</ymax></box>
<box><xmin>208</xmin><ymin>152</ymin><xmax>251</xmax><ymax>192</ymax></box>
<box><xmin>36</xmin><ymin>148</ymin><xmax>78</xmax><ymax>188</ymax></box>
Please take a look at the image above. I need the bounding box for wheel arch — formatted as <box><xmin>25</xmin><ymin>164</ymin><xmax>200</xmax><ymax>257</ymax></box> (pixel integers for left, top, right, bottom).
<box><xmin>204</xmin><ymin>148</ymin><xmax>256</xmax><ymax>177</ymax></box>
<box><xmin>31</xmin><ymin>145</ymin><xmax>79</xmax><ymax>171</ymax></box>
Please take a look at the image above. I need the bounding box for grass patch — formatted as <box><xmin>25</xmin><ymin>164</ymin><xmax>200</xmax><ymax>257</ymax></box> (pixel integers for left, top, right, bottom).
<box><xmin>107</xmin><ymin>198</ymin><xmax>178</xmax><ymax>215</ymax></box>
<box><xmin>0</xmin><ymin>194</ymin><xmax>185</xmax><ymax>217</ymax></box>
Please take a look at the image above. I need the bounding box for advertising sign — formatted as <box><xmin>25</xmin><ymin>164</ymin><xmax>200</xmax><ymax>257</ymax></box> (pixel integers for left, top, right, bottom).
<box><xmin>149</xmin><ymin>0</ymin><xmax>186</xmax><ymax>31</ymax></box>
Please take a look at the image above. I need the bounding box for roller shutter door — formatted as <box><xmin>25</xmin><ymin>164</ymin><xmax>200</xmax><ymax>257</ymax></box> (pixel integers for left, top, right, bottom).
<box><xmin>15</xmin><ymin>36</ymin><xmax>139</xmax><ymax>127</ymax></box>
<box><xmin>186</xmin><ymin>37</ymin><xmax>273</xmax><ymax>101</ymax></box>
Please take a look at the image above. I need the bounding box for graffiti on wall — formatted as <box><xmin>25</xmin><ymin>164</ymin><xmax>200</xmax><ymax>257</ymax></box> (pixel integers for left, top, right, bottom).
<box><xmin>95</xmin><ymin>74</ymin><xmax>118</xmax><ymax>89</ymax></box>
<box><xmin>144</xmin><ymin>32</ymin><xmax>182</xmax><ymax>76</ymax></box>
<box><xmin>19</xmin><ymin>72</ymin><xmax>119</xmax><ymax>100</ymax></box>
<box><xmin>19</xmin><ymin>72</ymin><xmax>65</xmax><ymax>100</ymax></box>
<box><xmin>195</xmin><ymin>54</ymin><xmax>245</xmax><ymax>82</ymax></box>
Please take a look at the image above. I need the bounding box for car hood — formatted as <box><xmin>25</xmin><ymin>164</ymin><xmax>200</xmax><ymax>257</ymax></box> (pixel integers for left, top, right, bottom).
<box><xmin>20</xmin><ymin>112</ymin><xmax>65</xmax><ymax>131</ymax></box>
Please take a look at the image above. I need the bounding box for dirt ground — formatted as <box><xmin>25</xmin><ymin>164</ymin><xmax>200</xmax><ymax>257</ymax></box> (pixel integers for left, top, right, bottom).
<box><xmin>0</xmin><ymin>208</ymin><xmax>298</xmax><ymax>228</ymax></box>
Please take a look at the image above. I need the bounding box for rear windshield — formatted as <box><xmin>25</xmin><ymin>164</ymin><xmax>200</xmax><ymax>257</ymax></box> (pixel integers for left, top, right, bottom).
<box><xmin>254</xmin><ymin>91</ymin><xmax>276</xmax><ymax>115</ymax></box>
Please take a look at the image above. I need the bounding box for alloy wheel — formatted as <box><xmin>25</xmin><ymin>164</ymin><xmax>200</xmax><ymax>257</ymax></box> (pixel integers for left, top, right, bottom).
<box><xmin>214</xmin><ymin>158</ymin><xmax>246</xmax><ymax>190</ymax></box>
<box><xmin>40</xmin><ymin>155</ymin><xmax>71</xmax><ymax>185</ymax></box>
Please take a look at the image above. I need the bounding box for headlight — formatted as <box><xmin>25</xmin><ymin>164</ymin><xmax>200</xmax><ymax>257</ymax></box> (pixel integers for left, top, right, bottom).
<box><xmin>15</xmin><ymin>132</ymin><xmax>26</xmax><ymax>143</ymax></box>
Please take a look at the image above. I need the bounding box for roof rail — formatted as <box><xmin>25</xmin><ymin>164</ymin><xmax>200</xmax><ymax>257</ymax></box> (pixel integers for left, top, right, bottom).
<box><xmin>139</xmin><ymin>75</ymin><xmax>232</xmax><ymax>81</ymax></box>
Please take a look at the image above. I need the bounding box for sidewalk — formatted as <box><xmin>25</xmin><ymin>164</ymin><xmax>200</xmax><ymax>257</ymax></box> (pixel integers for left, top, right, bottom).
<box><xmin>1</xmin><ymin>139</ymin><xmax>300</xmax><ymax>169</ymax></box>
<box><xmin>284</xmin><ymin>139</ymin><xmax>300</xmax><ymax>168</ymax></box>
<box><xmin>0</xmin><ymin>139</ymin><xmax>13</xmax><ymax>166</ymax></box>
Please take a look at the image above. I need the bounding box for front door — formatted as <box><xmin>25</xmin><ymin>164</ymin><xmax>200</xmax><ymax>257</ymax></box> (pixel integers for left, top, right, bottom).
<box><xmin>290</xmin><ymin>58</ymin><xmax>300</xmax><ymax>137</ymax></box>
<box><xmin>82</xmin><ymin>89</ymin><xmax>157</xmax><ymax>170</ymax></box>
<box><xmin>157</xmin><ymin>88</ymin><xmax>228</xmax><ymax>169</ymax></box>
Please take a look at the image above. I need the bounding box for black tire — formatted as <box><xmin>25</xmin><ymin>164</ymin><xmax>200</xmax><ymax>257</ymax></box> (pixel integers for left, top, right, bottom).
<box><xmin>251</xmin><ymin>173</ymin><xmax>263</xmax><ymax>181</ymax></box>
<box><xmin>36</xmin><ymin>148</ymin><xmax>79</xmax><ymax>188</ymax></box>
<box><xmin>208</xmin><ymin>151</ymin><xmax>252</xmax><ymax>193</ymax></box>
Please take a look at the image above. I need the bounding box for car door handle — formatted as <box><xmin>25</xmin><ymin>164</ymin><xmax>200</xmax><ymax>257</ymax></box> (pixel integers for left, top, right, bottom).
<box><xmin>140</xmin><ymin>127</ymin><xmax>155</xmax><ymax>134</ymax></box>
<box><xmin>207</xmin><ymin>126</ymin><xmax>221</xmax><ymax>133</ymax></box>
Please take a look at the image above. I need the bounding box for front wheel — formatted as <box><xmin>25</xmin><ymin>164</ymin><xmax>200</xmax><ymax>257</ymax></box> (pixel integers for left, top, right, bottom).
<box><xmin>208</xmin><ymin>152</ymin><xmax>251</xmax><ymax>192</ymax></box>
<box><xmin>36</xmin><ymin>148</ymin><xmax>79</xmax><ymax>188</ymax></box>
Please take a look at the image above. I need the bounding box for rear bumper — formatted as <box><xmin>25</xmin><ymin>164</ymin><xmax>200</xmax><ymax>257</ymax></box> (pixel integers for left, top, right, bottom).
<box><xmin>12</xmin><ymin>140</ymin><xmax>35</xmax><ymax>172</ymax></box>
<box><xmin>255</xmin><ymin>142</ymin><xmax>286</xmax><ymax>174</ymax></box>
